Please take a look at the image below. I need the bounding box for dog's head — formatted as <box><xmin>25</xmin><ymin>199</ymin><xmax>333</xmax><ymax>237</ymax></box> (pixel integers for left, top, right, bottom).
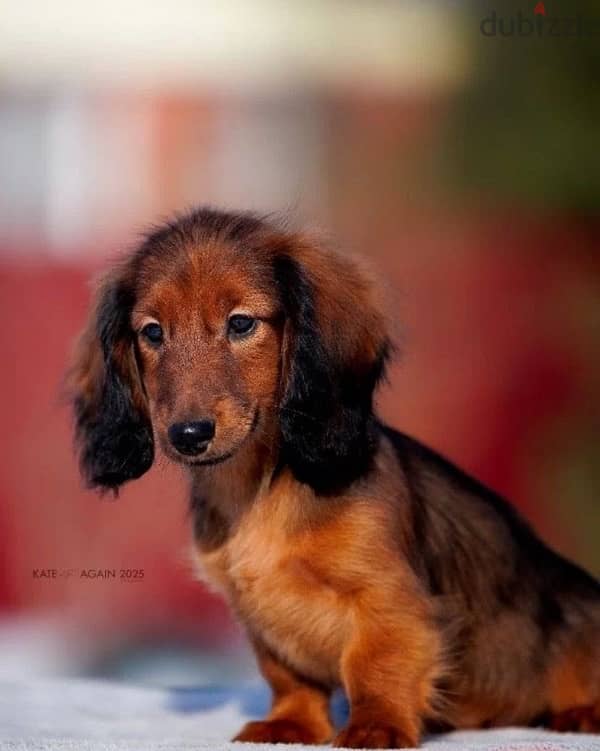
<box><xmin>68</xmin><ymin>209</ymin><xmax>390</xmax><ymax>494</ymax></box>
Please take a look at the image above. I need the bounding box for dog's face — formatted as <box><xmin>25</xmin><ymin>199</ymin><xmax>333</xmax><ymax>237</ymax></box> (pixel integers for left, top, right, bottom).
<box><xmin>132</xmin><ymin>244</ymin><xmax>283</xmax><ymax>467</ymax></box>
<box><xmin>69</xmin><ymin>209</ymin><xmax>390</xmax><ymax>493</ymax></box>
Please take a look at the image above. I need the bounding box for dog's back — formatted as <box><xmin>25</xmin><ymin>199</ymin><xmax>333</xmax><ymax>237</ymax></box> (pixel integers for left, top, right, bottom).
<box><xmin>383</xmin><ymin>426</ymin><xmax>600</xmax><ymax>730</ymax></box>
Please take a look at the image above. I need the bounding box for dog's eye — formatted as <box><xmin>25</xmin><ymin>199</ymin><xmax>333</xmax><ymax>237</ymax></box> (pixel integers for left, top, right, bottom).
<box><xmin>140</xmin><ymin>322</ymin><xmax>163</xmax><ymax>346</ymax></box>
<box><xmin>228</xmin><ymin>315</ymin><xmax>257</xmax><ymax>338</ymax></box>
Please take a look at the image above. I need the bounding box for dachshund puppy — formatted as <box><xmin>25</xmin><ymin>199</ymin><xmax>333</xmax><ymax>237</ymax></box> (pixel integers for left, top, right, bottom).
<box><xmin>69</xmin><ymin>208</ymin><xmax>600</xmax><ymax>748</ymax></box>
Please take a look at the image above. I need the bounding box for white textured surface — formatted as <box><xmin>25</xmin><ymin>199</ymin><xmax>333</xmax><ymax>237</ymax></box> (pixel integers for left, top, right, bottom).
<box><xmin>1</xmin><ymin>678</ymin><xmax>600</xmax><ymax>751</ymax></box>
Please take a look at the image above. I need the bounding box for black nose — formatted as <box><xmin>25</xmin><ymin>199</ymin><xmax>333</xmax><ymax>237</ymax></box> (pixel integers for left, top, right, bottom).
<box><xmin>168</xmin><ymin>420</ymin><xmax>215</xmax><ymax>456</ymax></box>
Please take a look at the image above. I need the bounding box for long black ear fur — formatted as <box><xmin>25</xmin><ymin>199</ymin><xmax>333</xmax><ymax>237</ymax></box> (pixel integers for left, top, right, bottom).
<box><xmin>71</xmin><ymin>278</ymin><xmax>154</xmax><ymax>492</ymax></box>
<box><xmin>275</xmin><ymin>254</ymin><xmax>389</xmax><ymax>493</ymax></box>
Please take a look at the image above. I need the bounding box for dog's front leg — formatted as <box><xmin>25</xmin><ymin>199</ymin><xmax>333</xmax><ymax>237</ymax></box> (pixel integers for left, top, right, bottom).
<box><xmin>233</xmin><ymin>641</ymin><xmax>333</xmax><ymax>745</ymax></box>
<box><xmin>334</xmin><ymin>609</ymin><xmax>440</xmax><ymax>749</ymax></box>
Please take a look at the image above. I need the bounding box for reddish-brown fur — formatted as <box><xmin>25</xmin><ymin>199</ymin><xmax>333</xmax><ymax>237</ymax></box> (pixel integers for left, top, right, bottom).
<box><xmin>69</xmin><ymin>208</ymin><xmax>600</xmax><ymax>747</ymax></box>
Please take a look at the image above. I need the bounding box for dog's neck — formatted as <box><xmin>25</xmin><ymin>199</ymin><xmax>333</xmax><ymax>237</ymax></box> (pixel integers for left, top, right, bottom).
<box><xmin>188</xmin><ymin>412</ymin><xmax>281</xmax><ymax>546</ymax></box>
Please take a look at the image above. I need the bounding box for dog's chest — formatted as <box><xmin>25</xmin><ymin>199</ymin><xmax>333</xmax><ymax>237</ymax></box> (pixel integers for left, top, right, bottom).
<box><xmin>196</xmin><ymin>509</ymin><xmax>350</xmax><ymax>685</ymax></box>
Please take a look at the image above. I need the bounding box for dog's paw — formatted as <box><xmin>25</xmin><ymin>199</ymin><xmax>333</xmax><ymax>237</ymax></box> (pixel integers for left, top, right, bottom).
<box><xmin>333</xmin><ymin>721</ymin><xmax>417</xmax><ymax>749</ymax></box>
<box><xmin>233</xmin><ymin>719</ymin><xmax>323</xmax><ymax>744</ymax></box>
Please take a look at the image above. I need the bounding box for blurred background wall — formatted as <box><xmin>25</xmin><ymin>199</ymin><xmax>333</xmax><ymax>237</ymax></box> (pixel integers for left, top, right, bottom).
<box><xmin>0</xmin><ymin>0</ymin><xmax>598</xmax><ymax>685</ymax></box>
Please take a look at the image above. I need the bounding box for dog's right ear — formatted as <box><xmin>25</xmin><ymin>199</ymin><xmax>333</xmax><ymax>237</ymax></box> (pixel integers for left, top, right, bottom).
<box><xmin>67</xmin><ymin>268</ymin><xmax>154</xmax><ymax>492</ymax></box>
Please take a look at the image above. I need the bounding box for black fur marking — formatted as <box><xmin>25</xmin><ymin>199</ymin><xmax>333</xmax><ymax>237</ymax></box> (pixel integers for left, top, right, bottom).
<box><xmin>382</xmin><ymin>425</ymin><xmax>599</xmax><ymax>624</ymax></box>
<box><xmin>274</xmin><ymin>255</ymin><xmax>388</xmax><ymax>493</ymax></box>
<box><xmin>190</xmin><ymin>489</ymin><xmax>230</xmax><ymax>552</ymax></box>
<box><xmin>74</xmin><ymin>281</ymin><xmax>154</xmax><ymax>492</ymax></box>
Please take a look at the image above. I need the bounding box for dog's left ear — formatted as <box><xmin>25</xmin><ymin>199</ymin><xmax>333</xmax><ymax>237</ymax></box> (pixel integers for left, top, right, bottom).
<box><xmin>67</xmin><ymin>267</ymin><xmax>154</xmax><ymax>493</ymax></box>
<box><xmin>275</xmin><ymin>238</ymin><xmax>391</xmax><ymax>492</ymax></box>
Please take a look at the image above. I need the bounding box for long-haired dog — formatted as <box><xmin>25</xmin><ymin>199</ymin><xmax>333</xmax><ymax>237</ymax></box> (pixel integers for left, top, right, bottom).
<box><xmin>69</xmin><ymin>208</ymin><xmax>600</xmax><ymax>748</ymax></box>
